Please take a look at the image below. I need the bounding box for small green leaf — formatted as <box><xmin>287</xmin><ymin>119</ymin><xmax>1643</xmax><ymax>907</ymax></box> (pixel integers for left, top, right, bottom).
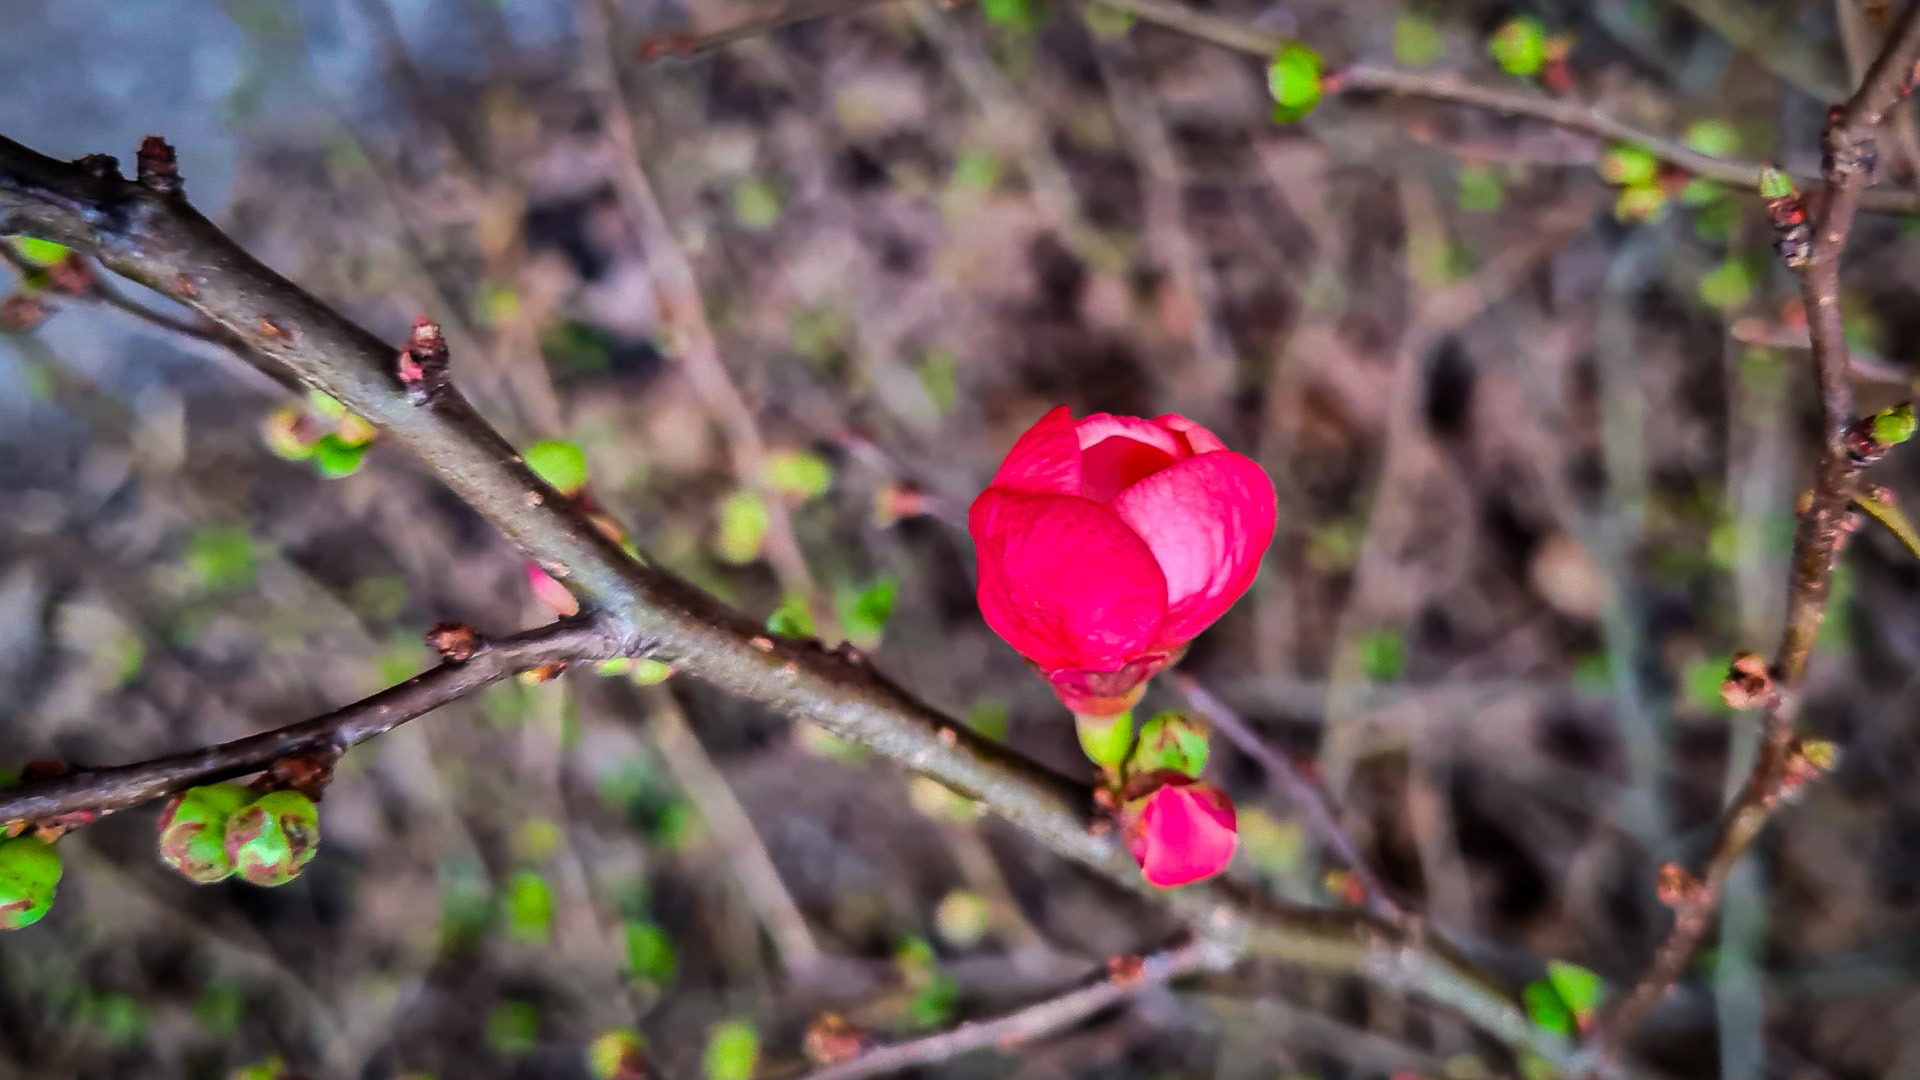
<box><xmin>951</xmin><ymin>150</ymin><xmax>1001</xmax><ymax>193</ymax></box>
<box><xmin>1393</xmin><ymin>13</ymin><xmax>1446</xmax><ymax>66</ymax></box>
<box><xmin>704</xmin><ymin>1020</ymin><xmax>760</xmax><ymax>1080</ymax></box>
<box><xmin>1267</xmin><ymin>41</ymin><xmax>1324</xmax><ymax>123</ymax></box>
<box><xmin>966</xmin><ymin>698</ymin><xmax>1010</xmax><ymax>741</ymax></box>
<box><xmin>1679</xmin><ymin>177</ymin><xmax>1725</xmax><ymax>207</ymax></box>
<box><xmin>1358</xmin><ymin>630</ymin><xmax>1404</xmax><ymax>681</ymax></box>
<box><xmin>306</xmin><ymin>390</ymin><xmax>347</xmax><ymax>419</ymax></box>
<box><xmin>1545</xmin><ymin>960</ymin><xmax>1605</xmax><ymax>1024</ymax></box>
<box><xmin>1522</xmin><ymin>978</ymin><xmax>1574</xmax><ymax>1036</ymax></box>
<box><xmin>715</xmin><ymin>489</ymin><xmax>769</xmax><ymax>564</ymax></box>
<box><xmin>1598</xmin><ymin>144</ymin><xmax>1659</xmax><ymax>187</ymax></box>
<box><xmin>732</xmin><ymin>179</ymin><xmax>781</xmax><ymax>228</ymax></box>
<box><xmin>186</xmin><ymin>528</ymin><xmax>258</xmax><ymax>591</ymax></box>
<box><xmin>1080</xmin><ymin>0</ymin><xmax>1135</xmax><ymax>38</ymax></box>
<box><xmin>761</xmin><ymin>449</ymin><xmax>833</xmax><ymax>500</ymax></box>
<box><xmin>1758</xmin><ymin>165</ymin><xmax>1795</xmax><ymax>200</ymax></box>
<box><xmin>505</xmin><ymin>871</ymin><xmax>555</xmax><ymax>943</ymax></box>
<box><xmin>1700</xmin><ymin>257</ymin><xmax>1757</xmax><ymax>311</ymax></box>
<box><xmin>524</xmin><ymin>440</ymin><xmax>589</xmax><ymax>495</ymax></box>
<box><xmin>623</xmin><ymin>919</ymin><xmax>678</xmax><ymax>983</ymax></box>
<box><xmin>0</xmin><ymin>836</ymin><xmax>62</xmax><ymax>930</ymax></box>
<box><xmin>919</xmin><ymin>348</ymin><xmax>959</xmax><ymax>413</ymax></box>
<box><xmin>1871</xmin><ymin>403</ymin><xmax>1916</xmax><ymax>445</ymax></box>
<box><xmin>906</xmin><ymin>972</ymin><xmax>961</xmax><ymax>1029</ymax></box>
<box><xmin>982</xmin><ymin>0</ymin><xmax>1040</xmax><ymax>31</ymax></box>
<box><xmin>313</xmin><ymin>433</ymin><xmax>369</xmax><ymax>479</ymax></box>
<box><xmin>1693</xmin><ymin>197</ymin><xmax>1742</xmax><ymax>242</ymax></box>
<box><xmin>1489</xmin><ymin>16</ymin><xmax>1547</xmax><ymax>77</ymax></box>
<box><xmin>837</xmin><ymin>576</ymin><xmax>897</xmax><ymax>649</ymax></box>
<box><xmin>486</xmin><ymin>1001</ymin><xmax>540</xmax><ymax>1058</ymax></box>
<box><xmin>12</xmin><ymin>237</ymin><xmax>70</xmax><ymax>267</ymax></box>
<box><xmin>1457</xmin><ymin>165</ymin><xmax>1504</xmax><ymax>212</ymax></box>
<box><xmin>766</xmin><ymin>593</ymin><xmax>816</xmax><ymax>639</ymax></box>
<box><xmin>192</xmin><ymin>982</ymin><xmax>246</xmax><ymax>1037</ymax></box>
<box><xmin>1614</xmin><ymin>183</ymin><xmax>1667</xmax><ymax>222</ymax></box>
<box><xmin>588</xmin><ymin>1028</ymin><xmax>647</xmax><ymax>1080</ymax></box>
<box><xmin>1684</xmin><ymin>119</ymin><xmax>1739</xmax><ymax>158</ymax></box>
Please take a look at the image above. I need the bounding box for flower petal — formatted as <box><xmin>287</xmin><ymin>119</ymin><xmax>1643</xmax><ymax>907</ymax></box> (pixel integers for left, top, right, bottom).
<box><xmin>1080</xmin><ymin>436</ymin><xmax>1178</xmax><ymax>505</ymax></box>
<box><xmin>1073</xmin><ymin>413</ymin><xmax>1187</xmax><ymax>456</ymax></box>
<box><xmin>969</xmin><ymin>489</ymin><xmax>1167</xmax><ymax>672</ymax></box>
<box><xmin>1128</xmin><ymin>782</ymin><xmax>1238</xmax><ymax>888</ymax></box>
<box><xmin>1153</xmin><ymin>413</ymin><xmax>1228</xmax><ymax>455</ymax></box>
<box><xmin>1107</xmin><ymin>451</ymin><xmax>1276</xmax><ymax>648</ymax></box>
<box><xmin>988</xmin><ymin>406</ymin><xmax>1081</xmax><ymax>495</ymax></box>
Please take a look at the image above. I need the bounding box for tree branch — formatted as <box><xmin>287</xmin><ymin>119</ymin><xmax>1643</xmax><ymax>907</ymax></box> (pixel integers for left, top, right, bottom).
<box><xmin>798</xmin><ymin>943</ymin><xmax>1217</xmax><ymax>1080</ymax></box>
<box><xmin>0</xmin><ymin>132</ymin><xmax>1574</xmax><ymax>1073</ymax></box>
<box><xmin>0</xmin><ymin>618</ymin><xmax>625</xmax><ymax>829</ymax></box>
<box><xmin>1174</xmin><ymin>674</ymin><xmax>1407</xmax><ymax>927</ymax></box>
<box><xmin>1588</xmin><ymin>2</ymin><xmax>1920</xmax><ymax>1064</ymax></box>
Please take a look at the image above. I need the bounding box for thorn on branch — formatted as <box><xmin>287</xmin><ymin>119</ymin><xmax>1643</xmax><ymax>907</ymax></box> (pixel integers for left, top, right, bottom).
<box><xmin>425</xmin><ymin>621</ymin><xmax>483</xmax><ymax>662</ymax></box>
<box><xmin>1718</xmin><ymin>651</ymin><xmax>1778</xmax><ymax>711</ymax></box>
<box><xmin>803</xmin><ymin>1013</ymin><xmax>870</xmax><ymax>1065</ymax></box>
<box><xmin>135</xmin><ymin>136</ymin><xmax>183</xmax><ymax>194</ymax></box>
<box><xmin>397</xmin><ymin>317</ymin><xmax>450</xmax><ymax>406</ymax></box>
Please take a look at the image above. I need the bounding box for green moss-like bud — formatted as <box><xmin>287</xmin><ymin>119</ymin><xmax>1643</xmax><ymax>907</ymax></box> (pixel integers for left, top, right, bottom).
<box><xmin>1128</xmin><ymin>712</ymin><xmax>1210</xmax><ymax>779</ymax></box>
<box><xmin>224</xmin><ymin>791</ymin><xmax>320</xmax><ymax>887</ymax></box>
<box><xmin>0</xmin><ymin>836</ymin><xmax>62</xmax><ymax>930</ymax></box>
<box><xmin>1266</xmin><ymin>42</ymin><xmax>1323</xmax><ymax>123</ymax></box>
<box><xmin>158</xmin><ymin>783</ymin><xmax>255</xmax><ymax>883</ymax></box>
<box><xmin>587</xmin><ymin>1028</ymin><xmax>648</xmax><ymax>1080</ymax></box>
<box><xmin>1757</xmin><ymin>165</ymin><xmax>1795</xmax><ymax>201</ymax></box>
<box><xmin>1073</xmin><ymin>711</ymin><xmax>1134</xmax><ymax>769</ymax></box>
<box><xmin>1872</xmin><ymin>403</ymin><xmax>1916</xmax><ymax>446</ymax></box>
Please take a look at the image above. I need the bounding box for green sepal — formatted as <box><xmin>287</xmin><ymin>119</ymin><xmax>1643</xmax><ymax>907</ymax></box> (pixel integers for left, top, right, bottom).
<box><xmin>1074</xmin><ymin>710</ymin><xmax>1134</xmax><ymax>770</ymax></box>
<box><xmin>1127</xmin><ymin>712</ymin><xmax>1210</xmax><ymax>778</ymax></box>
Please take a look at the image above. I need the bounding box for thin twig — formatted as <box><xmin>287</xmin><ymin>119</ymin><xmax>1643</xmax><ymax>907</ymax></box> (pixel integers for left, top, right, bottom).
<box><xmin>578</xmin><ymin>0</ymin><xmax>831</xmax><ymax>635</ymax></box>
<box><xmin>1588</xmin><ymin>4</ymin><xmax>1920</xmax><ymax>1065</ymax></box>
<box><xmin>0</xmin><ymin>618</ymin><xmax>624</xmax><ymax>828</ymax></box>
<box><xmin>0</xmin><ymin>132</ymin><xmax>1597</xmax><ymax>1074</ymax></box>
<box><xmin>636</xmin><ymin>0</ymin><xmax>914</xmax><ymax>59</ymax></box>
<box><xmin>1084</xmin><ymin>0</ymin><xmax>1920</xmax><ymax>214</ymax></box>
<box><xmin>1174</xmin><ymin>674</ymin><xmax>1405</xmax><ymax>926</ymax></box>
<box><xmin>798</xmin><ymin>943</ymin><xmax>1216</xmax><ymax>1080</ymax></box>
<box><xmin>641</xmin><ymin>683</ymin><xmax>825</xmax><ymax>975</ymax></box>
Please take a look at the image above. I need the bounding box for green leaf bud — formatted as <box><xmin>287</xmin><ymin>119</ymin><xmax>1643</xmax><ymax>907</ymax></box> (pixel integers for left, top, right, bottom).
<box><xmin>224</xmin><ymin>790</ymin><xmax>320</xmax><ymax>887</ymax></box>
<box><xmin>158</xmin><ymin>783</ymin><xmax>254</xmax><ymax>883</ymax></box>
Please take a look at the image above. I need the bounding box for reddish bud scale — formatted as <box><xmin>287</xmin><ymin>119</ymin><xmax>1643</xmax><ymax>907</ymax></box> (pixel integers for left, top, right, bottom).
<box><xmin>425</xmin><ymin>622</ymin><xmax>482</xmax><ymax>662</ymax></box>
<box><xmin>45</xmin><ymin>254</ymin><xmax>95</xmax><ymax>297</ymax></box>
<box><xmin>802</xmin><ymin>1014</ymin><xmax>869</xmax><ymax>1066</ymax></box>
<box><xmin>1</xmin><ymin>293</ymin><xmax>50</xmax><ymax>334</ymax></box>
<box><xmin>1719</xmin><ymin>651</ymin><xmax>1776</xmax><ymax>711</ymax></box>
<box><xmin>1765</xmin><ymin>193</ymin><xmax>1812</xmax><ymax>268</ymax></box>
<box><xmin>135</xmin><ymin>135</ymin><xmax>183</xmax><ymax>193</ymax></box>
<box><xmin>1655</xmin><ymin>861</ymin><xmax>1701</xmax><ymax>908</ymax></box>
<box><xmin>398</xmin><ymin>318</ymin><xmax>450</xmax><ymax>406</ymax></box>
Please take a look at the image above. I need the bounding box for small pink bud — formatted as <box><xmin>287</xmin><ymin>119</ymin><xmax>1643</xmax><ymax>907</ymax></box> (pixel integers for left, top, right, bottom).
<box><xmin>1122</xmin><ymin>779</ymin><xmax>1237</xmax><ymax>888</ymax></box>
<box><xmin>527</xmin><ymin>562</ymin><xmax>580</xmax><ymax>618</ymax></box>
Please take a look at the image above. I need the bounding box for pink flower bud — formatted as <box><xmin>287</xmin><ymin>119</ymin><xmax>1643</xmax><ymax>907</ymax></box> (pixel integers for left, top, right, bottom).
<box><xmin>1123</xmin><ymin>779</ymin><xmax>1238</xmax><ymax>888</ymax></box>
<box><xmin>969</xmin><ymin>408</ymin><xmax>1276</xmax><ymax>713</ymax></box>
<box><xmin>527</xmin><ymin>561</ymin><xmax>580</xmax><ymax>618</ymax></box>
